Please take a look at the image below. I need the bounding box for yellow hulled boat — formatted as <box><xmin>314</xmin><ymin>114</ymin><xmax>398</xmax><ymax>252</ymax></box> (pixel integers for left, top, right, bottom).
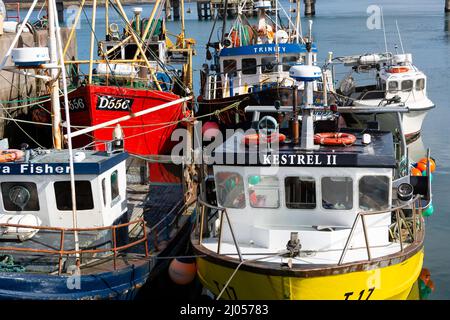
<box><xmin>191</xmin><ymin>23</ymin><xmax>432</xmax><ymax>299</ymax></box>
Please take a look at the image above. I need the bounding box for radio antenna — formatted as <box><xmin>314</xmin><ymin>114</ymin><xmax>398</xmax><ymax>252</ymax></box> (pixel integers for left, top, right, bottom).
<box><xmin>381</xmin><ymin>7</ymin><xmax>388</xmax><ymax>53</ymax></box>
<box><xmin>396</xmin><ymin>20</ymin><xmax>405</xmax><ymax>54</ymax></box>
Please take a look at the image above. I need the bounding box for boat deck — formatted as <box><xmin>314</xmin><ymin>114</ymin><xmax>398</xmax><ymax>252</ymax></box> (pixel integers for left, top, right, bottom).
<box><xmin>201</xmin><ymin>238</ymin><xmax>405</xmax><ymax>266</ymax></box>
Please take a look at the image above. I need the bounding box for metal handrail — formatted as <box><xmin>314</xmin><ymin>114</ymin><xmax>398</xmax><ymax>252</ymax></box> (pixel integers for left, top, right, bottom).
<box><xmin>0</xmin><ymin>218</ymin><xmax>149</xmax><ymax>275</ymax></box>
<box><xmin>197</xmin><ymin>194</ymin><xmax>423</xmax><ymax>267</ymax></box>
<box><xmin>338</xmin><ymin>195</ymin><xmax>422</xmax><ymax>265</ymax></box>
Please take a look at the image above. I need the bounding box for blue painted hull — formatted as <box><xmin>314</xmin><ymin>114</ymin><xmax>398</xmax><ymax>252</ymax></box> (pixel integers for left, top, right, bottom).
<box><xmin>0</xmin><ymin>260</ymin><xmax>151</xmax><ymax>300</ymax></box>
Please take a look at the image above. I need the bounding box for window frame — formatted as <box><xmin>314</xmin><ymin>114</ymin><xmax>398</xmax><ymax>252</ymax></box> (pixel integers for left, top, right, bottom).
<box><xmin>110</xmin><ymin>170</ymin><xmax>121</xmax><ymax>207</ymax></box>
<box><xmin>241</xmin><ymin>58</ymin><xmax>257</xmax><ymax>75</ymax></box>
<box><xmin>54</xmin><ymin>180</ymin><xmax>94</xmax><ymax>211</ymax></box>
<box><xmin>401</xmin><ymin>79</ymin><xmax>414</xmax><ymax>92</ymax></box>
<box><xmin>358</xmin><ymin>175</ymin><xmax>390</xmax><ymax>212</ymax></box>
<box><xmin>1</xmin><ymin>181</ymin><xmax>40</xmax><ymax>212</ymax></box>
<box><xmin>223</xmin><ymin>59</ymin><xmax>237</xmax><ymax>77</ymax></box>
<box><xmin>247</xmin><ymin>175</ymin><xmax>280</xmax><ymax>209</ymax></box>
<box><xmin>388</xmin><ymin>81</ymin><xmax>399</xmax><ymax>92</ymax></box>
<box><xmin>415</xmin><ymin>78</ymin><xmax>425</xmax><ymax>91</ymax></box>
<box><xmin>261</xmin><ymin>56</ymin><xmax>277</xmax><ymax>74</ymax></box>
<box><xmin>284</xmin><ymin>176</ymin><xmax>317</xmax><ymax>209</ymax></box>
<box><xmin>321</xmin><ymin>176</ymin><xmax>354</xmax><ymax>211</ymax></box>
<box><xmin>215</xmin><ymin>171</ymin><xmax>246</xmax><ymax>209</ymax></box>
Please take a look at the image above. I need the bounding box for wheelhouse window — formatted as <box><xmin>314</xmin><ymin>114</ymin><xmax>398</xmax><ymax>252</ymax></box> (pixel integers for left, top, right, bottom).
<box><xmin>223</xmin><ymin>59</ymin><xmax>237</xmax><ymax>77</ymax></box>
<box><xmin>285</xmin><ymin>177</ymin><xmax>316</xmax><ymax>209</ymax></box>
<box><xmin>248</xmin><ymin>176</ymin><xmax>279</xmax><ymax>208</ymax></box>
<box><xmin>215</xmin><ymin>172</ymin><xmax>245</xmax><ymax>208</ymax></box>
<box><xmin>101</xmin><ymin>178</ymin><xmax>107</xmax><ymax>206</ymax></box>
<box><xmin>401</xmin><ymin>80</ymin><xmax>413</xmax><ymax>92</ymax></box>
<box><xmin>416</xmin><ymin>78</ymin><xmax>425</xmax><ymax>91</ymax></box>
<box><xmin>54</xmin><ymin>181</ymin><xmax>94</xmax><ymax>211</ymax></box>
<box><xmin>282</xmin><ymin>56</ymin><xmax>298</xmax><ymax>72</ymax></box>
<box><xmin>261</xmin><ymin>57</ymin><xmax>277</xmax><ymax>73</ymax></box>
<box><xmin>359</xmin><ymin>176</ymin><xmax>390</xmax><ymax>211</ymax></box>
<box><xmin>322</xmin><ymin>177</ymin><xmax>353</xmax><ymax>210</ymax></box>
<box><xmin>111</xmin><ymin>170</ymin><xmax>120</xmax><ymax>205</ymax></box>
<box><xmin>242</xmin><ymin>58</ymin><xmax>257</xmax><ymax>75</ymax></box>
<box><xmin>2</xmin><ymin>182</ymin><xmax>40</xmax><ymax>211</ymax></box>
<box><xmin>388</xmin><ymin>81</ymin><xmax>399</xmax><ymax>92</ymax></box>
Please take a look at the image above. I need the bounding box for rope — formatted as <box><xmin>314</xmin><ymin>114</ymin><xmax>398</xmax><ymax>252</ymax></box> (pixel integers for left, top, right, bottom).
<box><xmin>0</xmin><ymin>254</ymin><xmax>25</xmax><ymax>272</ymax></box>
<box><xmin>216</xmin><ymin>250</ymin><xmax>289</xmax><ymax>300</ymax></box>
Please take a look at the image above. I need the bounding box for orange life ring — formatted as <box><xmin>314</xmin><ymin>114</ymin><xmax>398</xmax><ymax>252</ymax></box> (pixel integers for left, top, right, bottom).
<box><xmin>243</xmin><ymin>133</ymin><xmax>286</xmax><ymax>145</ymax></box>
<box><xmin>387</xmin><ymin>66</ymin><xmax>410</xmax><ymax>73</ymax></box>
<box><xmin>0</xmin><ymin>149</ymin><xmax>25</xmax><ymax>163</ymax></box>
<box><xmin>314</xmin><ymin>132</ymin><xmax>356</xmax><ymax>146</ymax></box>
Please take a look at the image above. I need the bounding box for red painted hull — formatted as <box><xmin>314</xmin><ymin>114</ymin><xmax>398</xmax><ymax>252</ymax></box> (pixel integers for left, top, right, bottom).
<box><xmin>64</xmin><ymin>85</ymin><xmax>184</xmax><ymax>156</ymax></box>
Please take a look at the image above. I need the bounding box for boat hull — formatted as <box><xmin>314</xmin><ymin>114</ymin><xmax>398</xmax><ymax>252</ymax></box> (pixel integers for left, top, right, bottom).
<box><xmin>350</xmin><ymin>100</ymin><xmax>434</xmax><ymax>143</ymax></box>
<box><xmin>193</xmin><ymin>246</ymin><xmax>424</xmax><ymax>300</ymax></box>
<box><xmin>36</xmin><ymin>84</ymin><xmax>185</xmax><ymax>155</ymax></box>
<box><xmin>0</xmin><ymin>260</ymin><xmax>151</xmax><ymax>300</ymax></box>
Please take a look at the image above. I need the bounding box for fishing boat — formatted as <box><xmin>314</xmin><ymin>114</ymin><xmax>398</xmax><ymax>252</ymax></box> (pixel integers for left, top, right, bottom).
<box><xmin>28</xmin><ymin>0</ymin><xmax>195</xmax><ymax>158</ymax></box>
<box><xmin>197</xmin><ymin>0</ymin><xmax>330</xmax><ymax>129</ymax></box>
<box><xmin>0</xmin><ymin>0</ymin><xmax>195</xmax><ymax>300</ymax></box>
<box><xmin>330</xmin><ymin>51</ymin><xmax>434</xmax><ymax>143</ymax></box>
<box><xmin>191</xmin><ymin>33</ymin><xmax>433</xmax><ymax>300</ymax></box>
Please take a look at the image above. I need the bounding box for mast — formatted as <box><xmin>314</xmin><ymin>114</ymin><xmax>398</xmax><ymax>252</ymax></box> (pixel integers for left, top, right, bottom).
<box><xmin>295</xmin><ymin>0</ymin><xmax>301</xmax><ymax>43</ymax></box>
<box><xmin>299</xmin><ymin>20</ymin><xmax>317</xmax><ymax>150</ymax></box>
<box><xmin>88</xmin><ymin>0</ymin><xmax>97</xmax><ymax>84</ymax></box>
<box><xmin>221</xmin><ymin>0</ymin><xmax>229</xmax><ymax>44</ymax></box>
<box><xmin>48</xmin><ymin>0</ymin><xmax>62</xmax><ymax>149</ymax></box>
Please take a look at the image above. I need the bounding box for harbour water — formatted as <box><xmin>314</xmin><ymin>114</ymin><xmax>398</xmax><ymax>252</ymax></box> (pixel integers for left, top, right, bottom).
<box><xmin>10</xmin><ymin>0</ymin><xmax>449</xmax><ymax>299</ymax></box>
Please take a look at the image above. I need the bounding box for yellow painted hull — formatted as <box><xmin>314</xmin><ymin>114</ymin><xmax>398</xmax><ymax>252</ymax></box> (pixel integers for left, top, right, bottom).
<box><xmin>196</xmin><ymin>250</ymin><xmax>424</xmax><ymax>300</ymax></box>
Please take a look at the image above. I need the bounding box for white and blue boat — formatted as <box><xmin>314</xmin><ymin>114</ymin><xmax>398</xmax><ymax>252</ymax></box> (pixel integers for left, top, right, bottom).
<box><xmin>197</xmin><ymin>0</ymin><xmax>331</xmax><ymax>129</ymax></box>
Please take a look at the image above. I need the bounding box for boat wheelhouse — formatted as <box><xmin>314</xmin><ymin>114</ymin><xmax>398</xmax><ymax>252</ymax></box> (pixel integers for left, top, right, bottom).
<box><xmin>333</xmin><ymin>52</ymin><xmax>435</xmax><ymax>142</ymax></box>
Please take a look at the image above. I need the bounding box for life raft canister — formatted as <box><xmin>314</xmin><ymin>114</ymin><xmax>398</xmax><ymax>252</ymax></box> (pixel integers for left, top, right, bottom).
<box><xmin>314</xmin><ymin>132</ymin><xmax>357</xmax><ymax>146</ymax></box>
<box><xmin>0</xmin><ymin>149</ymin><xmax>25</xmax><ymax>163</ymax></box>
<box><xmin>387</xmin><ymin>66</ymin><xmax>410</xmax><ymax>73</ymax></box>
<box><xmin>242</xmin><ymin>133</ymin><xmax>286</xmax><ymax>145</ymax></box>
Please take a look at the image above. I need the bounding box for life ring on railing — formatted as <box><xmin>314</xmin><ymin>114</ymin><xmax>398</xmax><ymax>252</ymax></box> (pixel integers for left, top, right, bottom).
<box><xmin>242</xmin><ymin>133</ymin><xmax>286</xmax><ymax>145</ymax></box>
<box><xmin>0</xmin><ymin>149</ymin><xmax>25</xmax><ymax>163</ymax></box>
<box><xmin>387</xmin><ymin>66</ymin><xmax>410</xmax><ymax>73</ymax></box>
<box><xmin>314</xmin><ymin>132</ymin><xmax>356</xmax><ymax>146</ymax></box>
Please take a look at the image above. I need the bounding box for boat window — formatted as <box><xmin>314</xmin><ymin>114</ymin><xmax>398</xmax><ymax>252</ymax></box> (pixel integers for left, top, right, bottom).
<box><xmin>285</xmin><ymin>177</ymin><xmax>316</xmax><ymax>209</ymax></box>
<box><xmin>416</xmin><ymin>78</ymin><xmax>425</xmax><ymax>91</ymax></box>
<box><xmin>101</xmin><ymin>178</ymin><xmax>107</xmax><ymax>206</ymax></box>
<box><xmin>54</xmin><ymin>181</ymin><xmax>94</xmax><ymax>211</ymax></box>
<box><xmin>261</xmin><ymin>57</ymin><xmax>277</xmax><ymax>73</ymax></box>
<box><xmin>1</xmin><ymin>182</ymin><xmax>40</xmax><ymax>211</ymax></box>
<box><xmin>223</xmin><ymin>59</ymin><xmax>237</xmax><ymax>77</ymax></box>
<box><xmin>321</xmin><ymin>177</ymin><xmax>353</xmax><ymax>210</ymax></box>
<box><xmin>401</xmin><ymin>80</ymin><xmax>413</xmax><ymax>92</ymax></box>
<box><xmin>242</xmin><ymin>58</ymin><xmax>257</xmax><ymax>75</ymax></box>
<box><xmin>215</xmin><ymin>172</ymin><xmax>245</xmax><ymax>208</ymax></box>
<box><xmin>359</xmin><ymin>176</ymin><xmax>390</xmax><ymax>211</ymax></box>
<box><xmin>111</xmin><ymin>170</ymin><xmax>120</xmax><ymax>205</ymax></box>
<box><xmin>248</xmin><ymin>176</ymin><xmax>279</xmax><ymax>208</ymax></box>
<box><xmin>282</xmin><ymin>56</ymin><xmax>298</xmax><ymax>72</ymax></box>
<box><xmin>388</xmin><ymin>81</ymin><xmax>399</xmax><ymax>92</ymax></box>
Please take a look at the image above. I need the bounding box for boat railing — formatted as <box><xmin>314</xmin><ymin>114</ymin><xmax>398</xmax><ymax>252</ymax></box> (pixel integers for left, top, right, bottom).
<box><xmin>0</xmin><ymin>218</ymin><xmax>149</xmax><ymax>275</ymax></box>
<box><xmin>195</xmin><ymin>195</ymin><xmax>423</xmax><ymax>266</ymax></box>
<box><xmin>338</xmin><ymin>195</ymin><xmax>423</xmax><ymax>265</ymax></box>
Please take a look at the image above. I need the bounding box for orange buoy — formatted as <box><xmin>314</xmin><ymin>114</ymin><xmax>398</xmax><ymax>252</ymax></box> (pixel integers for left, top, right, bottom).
<box><xmin>242</xmin><ymin>132</ymin><xmax>286</xmax><ymax>145</ymax></box>
<box><xmin>387</xmin><ymin>66</ymin><xmax>410</xmax><ymax>73</ymax></box>
<box><xmin>202</xmin><ymin>121</ymin><xmax>220</xmax><ymax>140</ymax></box>
<box><xmin>0</xmin><ymin>149</ymin><xmax>25</xmax><ymax>163</ymax></box>
<box><xmin>416</xmin><ymin>161</ymin><xmax>427</xmax><ymax>172</ymax></box>
<box><xmin>168</xmin><ymin>258</ymin><xmax>197</xmax><ymax>285</ymax></box>
<box><xmin>419</xmin><ymin>268</ymin><xmax>431</xmax><ymax>285</ymax></box>
<box><xmin>411</xmin><ymin>167</ymin><xmax>422</xmax><ymax>176</ymax></box>
<box><xmin>314</xmin><ymin>132</ymin><xmax>357</xmax><ymax>146</ymax></box>
<box><xmin>418</xmin><ymin>157</ymin><xmax>436</xmax><ymax>173</ymax></box>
